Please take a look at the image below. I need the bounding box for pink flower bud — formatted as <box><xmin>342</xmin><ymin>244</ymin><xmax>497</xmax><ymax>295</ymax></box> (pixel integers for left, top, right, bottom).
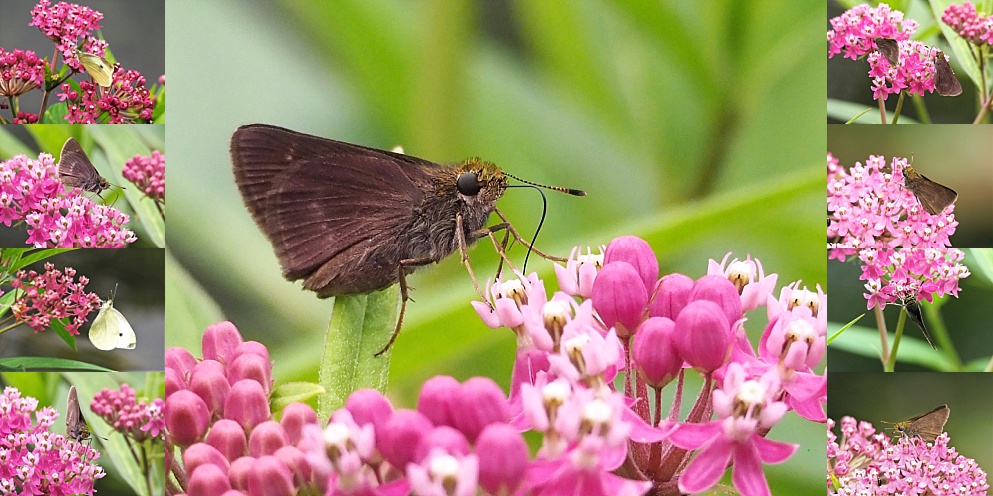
<box><xmin>417</xmin><ymin>375</ymin><xmax>461</xmax><ymax>427</ymax></box>
<box><xmin>592</xmin><ymin>261</ymin><xmax>648</xmax><ymax>335</ymax></box>
<box><xmin>201</xmin><ymin>321</ymin><xmax>244</xmax><ymax>364</ymax></box>
<box><xmin>415</xmin><ymin>425</ymin><xmax>470</xmax><ymax>461</ymax></box>
<box><xmin>378</xmin><ymin>410</ymin><xmax>433</xmax><ymax>469</ymax></box>
<box><xmin>691</xmin><ymin>275</ymin><xmax>744</xmax><ymax>327</ymax></box>
<box><xmin>274</xmin><ymin>446</ymin><xmax>311</xmax><ymax>487</ymax></box>
<box><xmin>247</xmin><ymin>456</ymin><xmax>294</xmax><ymax>496</ymax></box>
<box><xmin>224</xmin><ymin>380</ymin><xmax>270</xmax><ymax>432</ymax></box>
<box><xmin>187</xmin><ymin>463</ymin><xmax>232</xmax><ymax>495</ymax></box>
<box><xmin>227</xmin><ymin>353</ymin><xmax>272</xmax><ymax>395</ymax></box>
<box><xmin>604</xmin><ymin>236</ymin><xmax>658</xmax><ymax>293</ymax></box>
<box><xmin>183</xmin><ymin>442</ymin><xmax>230</xmax><ymax>475</ymax></box>
<box><xmin>475</xmin><ymin>423</ymin><xmax>528</xmax><ymax>495</ymax></box>
<box><xmin>190</xmin><ymin>360</ymin><xmax>229</xmax><ymax>417</ymax></box>
<box><xmin>228</xmin><ymin>456</ymin><xmax>254</xmax><ymax>491</ymax></box>
<box><xmin>249</xmin><ymin>421</ymin><xmax>289</xmax><ymax>457</ymax></box>
<box><xmin>280</xmin><ymin>403</ymin><xmax>318</xmax><ymax>446</ymax></box>
<box><xmin>632</xmin><ymin>317</ymin><xmax>681</xmax><ymax>388</ymax></box>
<box><xmin>166</xmin><ymin>390</ymin><xmax>210</xmax><ymax>447</ymax></box>
<box><xmin>673</xmin><ymin>300</ymin><xmax>732</xmax><ymax>373</ymax></box>
<box><xmin>649</xmin><ymin>273</ymin><xmax>694</xmax><ymax>319</ymax></box>
<box><xmin>345</xmin><ymin>389</ymin><xmax>393</xmax><ymax>432</ymax></box>
<box><xmin>452</xmin><ymin>377</ymin><xmax>509</xmax><ymax>443</ymax></box>
<box><xmin>166</xmin><ymin>367</ymin><xmax>185</xmax><ymax>398</ymax></box>
<box><xmin>205</xmin><ymin>419</ymin><xmax>248</xmax><ymax>462</ymax></box>
<box><xmin>166</xmin><ymin>346</ymin><xmax>198</xmax><ymax>378</ymax></box>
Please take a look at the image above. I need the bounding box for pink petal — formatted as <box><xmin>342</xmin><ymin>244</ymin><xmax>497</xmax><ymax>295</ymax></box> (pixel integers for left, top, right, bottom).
<box><xmin>753</xmin><ymin>435</ymin><xmax>798</xmax><ymax>464</ymax></box>
<box><xmin>667</xmin><ymin>421</ymin><xmax>721</xmax><ymax>450</ymax></box>
<box><xmin>731</xmin><ymin>441</ymin><xmax>770</xmax><ymax>496</ymax></box>
<box><xmin>677</xmin><ymin>435</ymin><xmax>734</xmax><ymax>493</ymax></box>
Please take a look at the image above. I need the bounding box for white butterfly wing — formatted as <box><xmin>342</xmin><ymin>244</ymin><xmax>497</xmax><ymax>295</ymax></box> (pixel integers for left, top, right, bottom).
<box><xmin>88</xmin><ymin>299</ymin><xmax>136</xmax><ymax>350</ymax></box>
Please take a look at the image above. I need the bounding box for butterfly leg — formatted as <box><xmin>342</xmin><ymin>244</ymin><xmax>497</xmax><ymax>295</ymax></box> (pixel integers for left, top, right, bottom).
<box><xmin>373</xmin><ymin>255</ymin><xmax>435</xmax><ymax>357</ymax></box>
<box><xmin>492</xmin><ymin>208</ymin><xmax>568</xmax><ymax>262</ymax></box>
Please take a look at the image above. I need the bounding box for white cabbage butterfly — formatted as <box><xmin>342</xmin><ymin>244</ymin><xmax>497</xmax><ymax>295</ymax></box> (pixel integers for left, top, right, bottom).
<box><xmin>88</xmin><ymin>288</ymin><xmax>136</xmax><ymax>351</ymax></box>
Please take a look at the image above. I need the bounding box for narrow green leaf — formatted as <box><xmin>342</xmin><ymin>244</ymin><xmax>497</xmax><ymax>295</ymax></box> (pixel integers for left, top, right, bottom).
<box><xmin>317</xmin><ymin>286</ymin><xmax>399</xmax><ymax>423</ymax></box>
<box><xmin>271</xmin><ymin>381</ymin><xmax>326</xmax><ymax>413</ymax></box>
<box><xmin>0</xmin><ymin>357</ymin><xmax>113</xmax><ymax>371</ymax></box>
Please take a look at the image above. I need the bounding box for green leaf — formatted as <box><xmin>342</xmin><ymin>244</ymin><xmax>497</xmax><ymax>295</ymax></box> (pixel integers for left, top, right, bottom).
<box><xmin>0</xmin><ymin>357</ymin><xmax>114</xmax><ymax>371</ymax></box>
<box><xmin>10</xmin><ymin>248</ymin><xmax>77</xmax><ymax>271</ymax></box>
<box><xmin>828</xmin><ymin>325</ymin><xmax>953</xmax><ymax>371</ymax></box>
<box><xmin>827</xmin><ymin>98</ymin><xmax>921</xmax><ymax>124</ymax></box>
<box><xmin>317</xmin><ymin>286</ymin><xmax>399</xmax><ymax>423</ymax></box>
<box><xmin>0</xmin><ymin>127</ymin><xmax>35</xmax><ymax>157</ymax></box>
<box><xmin>271</xmin><ymin>381</ymin><xmax>326</xmax><ymax>413</ymax></box>
<box><xmin>966</xmin><ymin>248</ymin><xmax>993</xmax><ymax>288</ymax></box>
<box><xmin>41</xmin><ymin>103</ymin><xmax>69</xmax><ymax>124</ymax></box>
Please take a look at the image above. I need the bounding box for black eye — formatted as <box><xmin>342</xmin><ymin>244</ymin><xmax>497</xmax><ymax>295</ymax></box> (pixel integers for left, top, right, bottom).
<box><xmin>457</xmin><ymin>172</ymin><xmax>481</xmax><ymax>196</ymax></box>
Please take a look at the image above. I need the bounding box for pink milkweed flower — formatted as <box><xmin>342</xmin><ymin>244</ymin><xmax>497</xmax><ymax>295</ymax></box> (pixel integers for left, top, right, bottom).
<box><xmin>0</xmin><ymin>48</ymin><xmax>47</xmax><ymax>97</ymax></box>
<box><xmin>669</xmin><ymin>363</ymin><xmax>796</xmax><ymax>496</ymax></box>
<box><xmin>709</xmin><ymin>253</ymin><xmax>779</xmax><ymax>312</ymax></box>
<box><xmin>827</xmin><ymin>3</ymin><xmax>916</xmax><ymax>61</ymax></box>
<box><xmin>554</xmin><ymin>245</ymin><xmax>603</xmax><ymax>298</ymax></box>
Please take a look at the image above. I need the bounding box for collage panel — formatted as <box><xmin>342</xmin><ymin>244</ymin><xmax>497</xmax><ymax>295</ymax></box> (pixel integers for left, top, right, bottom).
<box><xmin>828</xmin><ymin>372</ymin><xmax>993</xmax><ymax>493</ymax></box>
<box><xmin>828</xmin><ymin>1</ymin><xmax>986</xmax><ymax>124</ymax></box>
<box><xmin>0</xmin><ymin>124</ymin><xmax>165</xmax><ymax>248</ymax></box>
<box><xmin>828</xmin><ymin>125</ymin><xmax>993</xmax><ymax>372</ymax></box>
<box><xmin>0</xmin><ymin>248</ymin><xmax>164</xmax><ymax>372</ymax></box>
<box><xmin>0</xmin><ymin>371</ymin><xmax>165</xmax><ymax>495</ymax></box>
<box><xmin>0</xmin><ymin>0</ymin><xmax>165</xmax><ymax>124</ymax></box>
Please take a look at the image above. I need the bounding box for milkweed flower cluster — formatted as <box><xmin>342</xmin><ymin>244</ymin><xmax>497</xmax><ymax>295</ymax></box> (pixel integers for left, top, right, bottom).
<box><xmin>165</xmin><ymin>238</ymin><xmax>824</xmax><ymax>496</ymax></box>
<box><xmin>0</xmin><ymin>0</ymin><xmax>161</xmax><ymax>124</ymax></box>
<box><xmin>827</xmin><ymin>4</ymin><xmax>955</xmax><ymax>100</ymax></box>
<box><xmin>0</xmin><ymin>152</ymin><xmax>137</xmax><ymax>247</ymax></box>
<box><xmin>942</xmin><ymin>2</ymin><xmax>993</xmax><ymax>46</ymax></box>
<box><xmin>91</xmin><ymin>383</ymin><xmax>165</xmax><ymax>442</ymax></box>
<box><xmin>0</xmin><ymin>48</ymin><xmax>47</xmax><ymax>98</ymax></box>
<box><xmin>472</xmin><ymin>236</ymin><xmax>824</xmax><ymax>496</ymax></box>
<box><xmin>827</xmin><ymin>153</ymin><xmax>968</xmax><ymax>309</ymax></box>
<box><xmin>8</xmin><ymin>262</ymin><xmax>100</xmax><ymax>335</ymax></box>
<box><xmin>828</xmin><ymin>415</ymin><xmax>989</xmax><ymax>495</ymax></box>
<box><xmin>123</xmin><ymin>151</ymin><xmax>165</xmax><ymax>202</ymax></box>
<box><xmin>0</xmin><ymin>386</ymin><xmax>105</xmax><ymax>495</ymax></box>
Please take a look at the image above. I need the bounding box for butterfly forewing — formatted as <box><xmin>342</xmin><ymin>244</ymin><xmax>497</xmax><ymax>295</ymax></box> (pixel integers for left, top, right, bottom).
<box><xmin>873</xmin><ymin>38</ymin><xmax>900</xmax><ymax>66</ymax></box>
<box><xmin>66</xmin><ymin>385</ymin><xmax>91</xmax><ymax>443</ymax></box>
<box><xmin>896</xmin><ymin>405</ymin><xmax>950</xmax><ymax>441</ymax></box>
<box><xmin>903</xmin><ymin>166</ymin><xmax>957</xmax><ymax>215</ymax></box>
<box><xmin>934</xmin><ymin>53</ymin><xmax>963</xmax><ymax>97</ymax></box>
<box><xmin>900</xmin><ymin>298</ymin><xmax>936</xmax><ymax>349</ymax></box>
<box><xmin>231</xmin><ymin>125</ymin><xmax>440</xmax><ymax>296</ymax></box>
<box><xmin>58</xmin><ymin>138</ymin><xmax>111</xmax><ymax>193</ymax></box>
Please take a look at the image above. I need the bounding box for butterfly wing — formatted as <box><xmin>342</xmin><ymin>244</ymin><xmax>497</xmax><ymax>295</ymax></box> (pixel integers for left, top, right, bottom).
<box><xmin>231</xmin><ymin>125</ymin><xmax>438</xmax><ymax>296</ymax></box>
<box><xmin>78</xmin><ymin>53</ymin><xmax>113</xmax><ymax>87</ymax></box>
<box><xmin>873</xmin><ymin>38</ymin><xmax>899</xmax><ymax>66</ymax></box>
<box><xmin>909</xmin><ymin>173</ymin><xmax>957</xmax><ymax>215</ymax></box>
<box><xmin>66</xmin><ymin>385</ymin><xmax>85</xmax><ymax>442</ymax></box>
<box><xmin>58</xmin><ymin>138</ymin><xmax>110</xmax><ymax>193</ymax></box>
<box><xmin>934</xmin><ymin>54</ymin><xmax>963</xmax><ymax>97</ymax></box>
<box><xmin>109</xmin><ymin>304</ymin><xmax>137</xmax><ymax>349</ymax></box>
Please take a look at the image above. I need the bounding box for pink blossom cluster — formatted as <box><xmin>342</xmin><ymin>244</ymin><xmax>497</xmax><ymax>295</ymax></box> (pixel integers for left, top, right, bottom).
<box><xmin>60</xmin><ymin>73</ymin><xmax>156</xmax><ymax>124</ymax></box>
<box><xmin>866</xmin><ymin>39</ymin><xmax>940</xmax><ymax>99</ymax></box>
<box><xmin>9</xmin><ymin>262</ymin><xmax>100</xmax><ymax>335</ymax></box>
<box><xmin>123</xmin><ymin>151</ymin><xmax>165</xmax><ymax>201</ymax></box>
<box><xmin>471</xmin><ymin>236</ymin><xmax>824</xmax><ymax>495</ymax></box>
<box><xmin>827</xmin><ymin>3</ymin><xmax>915</xmax><ymax>60</ymax></box>
<box><xmin>828</xmin><ymin>415</ymin><xmax>989</xmax><ymax>495</ymax></box>
<box><xmin>827</xmin><ymin>153</ymin><xmax>968</xmax><ymax>308</ymax></box>
<box><xmin>942</xmin><ymin>2</ymin><xmax>993</xmax><ymax>46</ymax></box>
<box><xmin>0</xmin><ymin>386</ymin><xmax>104</xmax><ymax>495</ymax></box>
<box><xmin>28</xmin><ymin>0</ymin><xmax>106</xmax><ymax>72</ymax></box>
<box><xmin>0</xmin><ymin>153</ymin><xmax>137</xmax><ymax>247</ymax></box>
<box><xmin>0</xmin><ymin>48</ymin><xmax>47</xmax><ymax>98</ymax></box>
<box><xmin>90</xmin><ymin>384</ymin><xmax>165</xmax><ymax>443</ymax></box>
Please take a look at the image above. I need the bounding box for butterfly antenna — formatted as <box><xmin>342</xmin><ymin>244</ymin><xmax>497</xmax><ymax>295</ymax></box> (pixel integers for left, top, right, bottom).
<box><xmin>504</xmin><ymin>172</ymin><xmax>586</xmax><ymax>197</ymax></box>
<box><xmin>506</xmin><ymin>185</ymin><xmax>549</xmax><ymax>272</ymax></box>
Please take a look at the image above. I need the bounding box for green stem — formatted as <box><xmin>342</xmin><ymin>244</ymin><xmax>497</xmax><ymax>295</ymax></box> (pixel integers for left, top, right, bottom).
<box><xmin>884</xmin><ymin>307</ymin><xmax>907</xmax><ymax>372</ymax></box>
<box><xmin>890</xmin><ymin>92</ymin><xmax>904</xmax><ymax>124</ymax></box>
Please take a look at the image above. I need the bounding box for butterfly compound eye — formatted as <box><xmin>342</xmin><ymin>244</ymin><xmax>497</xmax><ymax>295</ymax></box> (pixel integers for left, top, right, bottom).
<box><xmin>457</xmin><ymin>172</ymin><xmax>481</xmax><ymax>196</ymax></box>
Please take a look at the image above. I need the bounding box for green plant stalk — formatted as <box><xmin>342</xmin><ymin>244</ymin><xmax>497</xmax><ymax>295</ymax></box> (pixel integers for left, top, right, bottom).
<box><xmin>885</xmin><ymin>307</ymin><xmax>907</xmax><ymax>372</ymax></box>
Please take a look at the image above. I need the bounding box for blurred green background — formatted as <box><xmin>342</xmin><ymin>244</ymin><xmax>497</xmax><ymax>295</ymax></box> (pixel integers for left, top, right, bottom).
<box><xmin>828</xmin><ymin>372</ymin><xmax>993</xmax><ymax>478</ymax></box>
<box><xmin>0</xmin><ymin>371</ymin><xmax>165</xmax><ymax>496</ymax></box>
<box><xmin>165</xmin><ymin>0</ymin><xmax>825</xmax><ymax>492</ymax></box>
